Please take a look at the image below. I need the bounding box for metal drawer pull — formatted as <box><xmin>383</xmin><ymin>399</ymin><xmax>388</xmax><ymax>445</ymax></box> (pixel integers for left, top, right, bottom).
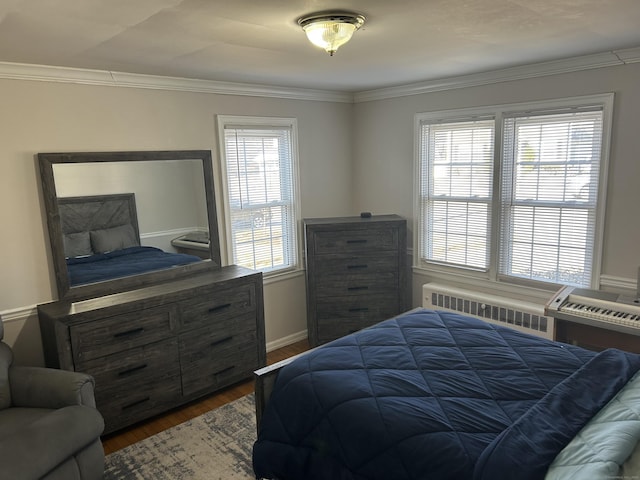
<box><xmin>208</xmin><ymin>303</ymin><xmax>232</xmax><ymax>313</ymax></box>
<box><xmin>348</xmin><ymin>307</ymin><xmax>369</xmax><ymax>312</ymax></box>
<box><xmin>118</xmin><ymin>363</ymin><xmax>148</xmax><ymax>377</ymax></box>
<box><xmin>346</xmin><ymin>239</ymin><xmax>367</xmax><ymax>244</ymax></box>
<box><xmin>122</xmin><ymin>396</ymin><xmax>150</xmax><ymax>410</ymax></box>
<box><xmin>347</xmin><ymin>264</ymin><xmax>368</xmax><ymax>269</ymax></box>
<box><xmin>213</xmin><ymin>365</ymin><xmax>235</xmax><ymax>376</ymax></box>
<box><xmin>210</xmin><ymin>336</ymin><xmax>233</xmax><ymax>348</ymax></box>
<box><xmin>347</xmin><ymin>286</ymin><xmax>369</xmax><ymax>291</ymax></box>
<box><xmin>113</xmin><ymin>327</ymin><xmax>144</xmax><ymax>338</ymax></box>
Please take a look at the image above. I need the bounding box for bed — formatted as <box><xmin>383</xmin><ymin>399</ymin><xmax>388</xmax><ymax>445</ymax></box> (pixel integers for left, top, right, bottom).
<box><xmin>59</xmin><ymin>193</ymin><xmax>201</xmax><ymax>285</ymax></box>
<box><xmin>253</xmin><ymin>308</ymin><xmax>640</xmax><ymax>480</ymax></box>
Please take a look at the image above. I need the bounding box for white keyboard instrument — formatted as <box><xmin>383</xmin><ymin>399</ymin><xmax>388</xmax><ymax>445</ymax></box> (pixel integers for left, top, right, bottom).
<box><xmin>546</xmin><ymin>286</ymin><xmax>640</xmax><ymax>335</ymax></box>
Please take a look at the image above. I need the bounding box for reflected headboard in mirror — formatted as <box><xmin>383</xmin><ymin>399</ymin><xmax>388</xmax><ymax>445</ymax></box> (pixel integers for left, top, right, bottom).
<box><xmin>38</xmin><ymin>150</ymin><xmax>222</xmax><ymax>301</ymax></box>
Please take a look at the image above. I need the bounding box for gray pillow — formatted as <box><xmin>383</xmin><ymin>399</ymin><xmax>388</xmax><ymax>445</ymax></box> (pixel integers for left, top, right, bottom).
<box><xmin>90</xmin><ymin>224</ymin><xmax>138</xmax><ymax>253</ymax></box>
<box><xmin>63</xmin><ymin>232</ymin><xmax>92</xmax><ymax>258</ymax></box>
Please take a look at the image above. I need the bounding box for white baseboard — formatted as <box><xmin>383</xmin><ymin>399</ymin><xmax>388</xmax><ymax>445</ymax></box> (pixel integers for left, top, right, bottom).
<box><xmin>265</xmin><ymin>330</ymin><xmax>308</xmax><ymax>353</ymax></box>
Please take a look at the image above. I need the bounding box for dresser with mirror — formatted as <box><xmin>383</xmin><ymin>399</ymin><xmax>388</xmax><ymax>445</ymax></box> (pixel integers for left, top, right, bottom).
<box><xmin>36</xmin><ymin>150</ymin><xmax>266</xmax><ymax>434</ymax></box>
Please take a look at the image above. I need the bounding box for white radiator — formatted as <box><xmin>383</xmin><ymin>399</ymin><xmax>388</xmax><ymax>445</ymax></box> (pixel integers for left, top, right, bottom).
<box><xmin>422</xmin><ymin>283</ymin><xmax>554</xmax><ymax>340</ymax></box>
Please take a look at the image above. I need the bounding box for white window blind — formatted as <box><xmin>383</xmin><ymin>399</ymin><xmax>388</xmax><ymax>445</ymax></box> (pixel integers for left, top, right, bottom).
<box><xmin>418</xmin><ymin>118</ymin><xmax>495</xmax><ymax>269</ymax></box>
<box><xmin>222</xmin><ymin>123</ymin><xmax>298</xmax><ymax>274</ymax></box>
<box><xmin>500</xmin><ymin>108</ymin><xmax>603</xmax><ymax>286</ymax></box>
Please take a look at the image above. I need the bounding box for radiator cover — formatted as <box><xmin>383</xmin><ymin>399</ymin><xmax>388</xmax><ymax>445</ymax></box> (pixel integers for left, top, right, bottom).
<box><xmin>422</xmin><ymin>283</ymin><xmax>553</xmax><ymax>339</ymax></box>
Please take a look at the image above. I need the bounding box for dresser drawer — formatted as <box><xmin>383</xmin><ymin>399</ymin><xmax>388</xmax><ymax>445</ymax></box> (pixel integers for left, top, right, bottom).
<box><xmin>315</xmin><ymin>271</ymin><xmax>399</xmax><ymax>297</ymax></box>
<box><xmin>312</xmin><ymin>227</ymin><xmax>398</xmax><ymax>254</ymax></box>
<box><xmin>316</xmin><ymin>294</ymin><xmax>400</xmax><ymax>321</ymax></box>
<box><xmin>313</xmin><ymin>253</ymin><xmax>398</xmax><ymax>277</ymax></box>
<box><xmin>179</xmin><ymin>284</ymin><xmax>255</xmax><ymax>331</ymax></box>
<box><xmin>317</xmin><ymin>318</ymin><xmax>364</xmax><ymax>343</ymax></box>
<box><xmin>85</xmin><ymin>338</ymin><xmax>182</xmax><ymax>433</ymax></box>
<box><xmin>70</xmin><ymin>305</ymin><xmax>174</xmax><ymax>363</ymax></box>
<box><xmin>180</xmin><ymin>320</ymin><xmax>259</xmax><ymax>397</ymax></box>
<box><xmin>316</xmin><ymin>295</ymin><xmax>400</xmax><ymax>344</ymax></box>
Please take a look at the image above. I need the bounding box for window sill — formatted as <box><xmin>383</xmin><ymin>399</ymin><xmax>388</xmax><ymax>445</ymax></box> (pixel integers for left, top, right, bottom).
<box><xmin>412</xmin><ymin>264</ymin><xmax>556</xmax><ymax>304</ymax></box>
<box><xmin>263</xmin><ymin>267</ymin><xmax>305</xmax><ymax>285</ymax></box>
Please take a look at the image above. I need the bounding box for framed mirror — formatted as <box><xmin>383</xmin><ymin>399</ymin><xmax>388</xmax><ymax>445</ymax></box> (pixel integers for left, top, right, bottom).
<box><xmin>38</xmin><ymin>150</ymin><xmax>222</xmax><ymax>301</ymax></box>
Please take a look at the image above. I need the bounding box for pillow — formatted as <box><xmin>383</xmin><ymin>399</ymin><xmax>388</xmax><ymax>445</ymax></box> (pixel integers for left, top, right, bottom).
<box><xmin>90</xmin><ymin>224</ymin><xmax>138</xmax><ymax>253</ymax></box>
<box><xmin>63</xmin><ymin>232</ymin><xmax>92</xmax><ymax>258</ymax></box>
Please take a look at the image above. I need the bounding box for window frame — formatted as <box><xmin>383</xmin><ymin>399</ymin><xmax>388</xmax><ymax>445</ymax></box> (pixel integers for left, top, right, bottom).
<box><xmin>217</xmin><ymin>115</ymin><xmax>303</xmax><ymax>278</ymax></box>
<box><xmin>414</xmin><ymin>93</ymin><xmax>614</xmax><ymax>290</ymax></box>
<box><xmin>418</xmin><ymin>116</ymin><xmax>496</xmax><ymax>271</ymax></box>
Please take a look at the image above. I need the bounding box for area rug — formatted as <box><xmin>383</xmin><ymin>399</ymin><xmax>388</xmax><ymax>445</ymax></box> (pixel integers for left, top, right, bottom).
<box><xmin>104</xmin><ymin>394</ymin><xmax>257</xmax><ymax>479</ymax></box>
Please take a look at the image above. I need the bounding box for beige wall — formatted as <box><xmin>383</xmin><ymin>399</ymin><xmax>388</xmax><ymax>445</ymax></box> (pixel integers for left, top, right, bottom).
<box><xmin>3</xmin><ymin>61</ymin><xmax>639</xmax><ymax>365</ymax></box>
<box><xmin>54</xmin><ymin>160</ymin><xmax>208</xmax><ymax>234</ymax></box>
<box><xmin>353</xmin><ymin>62</ymin><xmax>640</xmax><ymax>303</ymax></box>
<box><xmin>0</xmin><ymin>78</ymin><xmax>353</xmax><ymax>364</ymax></box>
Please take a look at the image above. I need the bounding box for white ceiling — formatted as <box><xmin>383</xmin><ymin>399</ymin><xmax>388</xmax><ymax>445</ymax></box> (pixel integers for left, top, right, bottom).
<box><xmin>1</xmin><ymin>0</ymin><xmax>640</xmax><ymax>92</ymax></box>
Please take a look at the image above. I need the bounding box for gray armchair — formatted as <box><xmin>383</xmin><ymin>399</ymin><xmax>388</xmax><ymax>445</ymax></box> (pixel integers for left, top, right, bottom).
<box><xmin>0</xmin><ymin>318</ymin><xmax>105</xmax><ymax>480</ymax></box>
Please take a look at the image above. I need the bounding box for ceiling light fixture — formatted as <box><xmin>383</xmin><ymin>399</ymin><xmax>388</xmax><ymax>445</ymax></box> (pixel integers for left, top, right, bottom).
<box><xmin>297</xmin><ymin>11</ymin><xmax>365</xmax><ymax>56</ymax></box>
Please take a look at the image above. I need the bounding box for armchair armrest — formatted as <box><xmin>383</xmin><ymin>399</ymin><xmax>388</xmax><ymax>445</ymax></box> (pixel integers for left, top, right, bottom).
<box><xmin>0</xmin><ymin>405</ymin><xmax>104</xmax><ymax>480</ymax></box>
<box><xmin>9</xmin><ymin>366</ymin><xmax>96</xmax><ymax>409</ymax></box>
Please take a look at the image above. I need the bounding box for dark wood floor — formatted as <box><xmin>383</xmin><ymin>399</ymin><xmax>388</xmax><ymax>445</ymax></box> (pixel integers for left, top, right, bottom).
<box><xmin>101</xmin><ymin>339</ymin><xmax>310</xmax><ymax>455</ymax></box>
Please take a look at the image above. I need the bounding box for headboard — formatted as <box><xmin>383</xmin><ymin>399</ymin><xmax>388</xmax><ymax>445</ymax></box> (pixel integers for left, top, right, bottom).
<box><xmin>58</xmin><ymin>193</ymin><xmax>141</xmax><ymax>258</ymax></box>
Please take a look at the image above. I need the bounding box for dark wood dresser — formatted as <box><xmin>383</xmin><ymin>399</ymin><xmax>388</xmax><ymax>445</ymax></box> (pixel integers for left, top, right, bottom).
<box><xmin>37</xmin><ymin>266</ymin><xmax>265</xmax><ymax>434</ymax></box>
<box><xmin>304</xmin><ymin>215</ymin><xmax>409</xmax><ymax>346</ymax></box>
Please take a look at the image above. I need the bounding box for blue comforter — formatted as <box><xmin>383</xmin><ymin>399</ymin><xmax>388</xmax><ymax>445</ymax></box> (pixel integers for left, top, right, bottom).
<box><xmin>67</xmin><ymin>246</ymin><xmax>201</xmax><ymax>285</ymax></box>
<box><xmin>253</xmin><ymin>309</ymin><xmax>640</xmax><ymax>480</ymax></box>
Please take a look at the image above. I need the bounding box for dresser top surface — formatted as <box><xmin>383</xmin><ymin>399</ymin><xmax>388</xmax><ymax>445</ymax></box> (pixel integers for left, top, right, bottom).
<box><xmin>38</xmin><ymin>265</ymin><xmax>261</xmax><ymax>317</ymax></box>
<box><xmin>304</xmin><ymin>214</ymin><xmax>404</xmax><ymax>226</ymax></box>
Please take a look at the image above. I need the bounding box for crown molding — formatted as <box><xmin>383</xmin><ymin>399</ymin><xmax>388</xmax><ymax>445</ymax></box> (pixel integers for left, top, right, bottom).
<box><xmin>0</xmin><ymin>61</ymin><xmax>353</xmax><ymax>103</ymax></box>
<box><xmin>614</xmin><ymin>46</ymin><xmax>640</xmax><ymax>64</ymax></box>
<box><xmin>354</xmin><ymin>47</ymin><xmax>640</xmax><ymax>103</ymax></box>
<box><xmin>1</xmin><ymin>46</ymin><xmax>639</xmax><ymax>105</ymax></box>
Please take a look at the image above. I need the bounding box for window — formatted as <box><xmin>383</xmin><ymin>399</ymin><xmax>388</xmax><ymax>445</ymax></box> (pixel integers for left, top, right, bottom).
<box><xmin>416</xmin><ymin>95</ymin><xmax>612</xmax><ymax>288</ymax></box>
<box><xmin>418</xmin><ymin>118</ymin><xmax>495</xmax><ymax>270</ymax></box>
<box><xmin>217</xmin><ymin>116</ymin><xmax>301</xmax><ymax>275</ymax></box>
<box><xmin>500</xmin><ymin>109</ymin><xmax>603</xmax><ymax>286</ymax></box>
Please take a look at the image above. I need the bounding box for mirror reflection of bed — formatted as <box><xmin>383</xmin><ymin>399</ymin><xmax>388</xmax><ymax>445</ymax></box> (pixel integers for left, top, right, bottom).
<box><xmin>58</xmin><ymin>193</ymin><xmax>204</xmax><ymax>286</ymax></box>
<box><xmin>38</xmin><ymin>151</ymin><xmax>222</xmax><ymax>300</ymax></box>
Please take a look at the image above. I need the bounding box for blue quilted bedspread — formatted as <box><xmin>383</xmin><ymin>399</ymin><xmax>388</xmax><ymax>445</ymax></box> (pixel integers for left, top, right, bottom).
<box><xmin>67</xmin><ymin>246</ymin><xmax>201</xmax><ymax>285</ymax></box>
<box><xmin>253</xmin><ymin>309</ymin><xmax>640</xmax><ymax>480</ymax></box>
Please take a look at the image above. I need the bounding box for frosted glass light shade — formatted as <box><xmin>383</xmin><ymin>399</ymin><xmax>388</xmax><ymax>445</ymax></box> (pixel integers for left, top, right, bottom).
<box><xmin>298</xmin><ymin>13</ymin><xmax>365</xmax><ymax>56</ymax></box>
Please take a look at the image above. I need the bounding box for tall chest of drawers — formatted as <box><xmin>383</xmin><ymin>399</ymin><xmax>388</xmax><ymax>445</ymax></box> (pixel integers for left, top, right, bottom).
<box><xmin>37</xmin><ymin>266</ymin><xmax>265</xmax><ymax>434</ymax></box>
<box><xmin>304</xmin><ymin>215</ymin><xmax>409</xmax><ymax>346</ymax></box>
